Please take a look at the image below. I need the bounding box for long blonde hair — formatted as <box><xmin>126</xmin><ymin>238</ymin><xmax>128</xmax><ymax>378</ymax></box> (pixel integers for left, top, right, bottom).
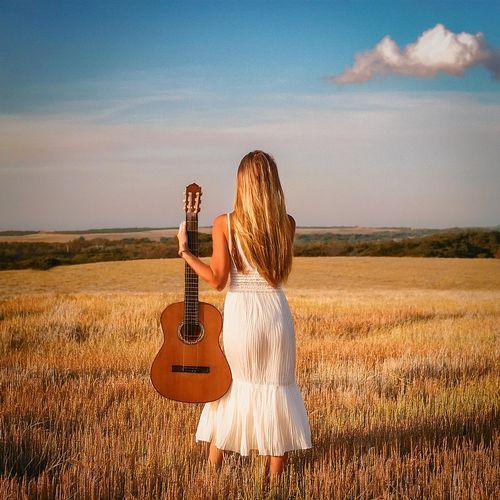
<box><xmin>231</xmin><ymin>150</ymin><xmax>294</xmax><ymax>288</ymax></box>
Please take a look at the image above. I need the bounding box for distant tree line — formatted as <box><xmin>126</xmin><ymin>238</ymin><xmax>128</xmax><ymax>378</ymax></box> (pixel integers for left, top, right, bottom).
<box><xmin>293</xmin><ymin>229</ymin><xmax>499</xmax><ymax>258</ymax></box>
<box><xmin>0</xmin><ymin>229</ymin><xmax>498</xmax><ymax>271</ymax></box>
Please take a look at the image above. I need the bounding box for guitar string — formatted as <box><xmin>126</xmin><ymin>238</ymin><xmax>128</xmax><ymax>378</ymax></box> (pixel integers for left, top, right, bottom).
<box><xmin>191</xmin><ymin>216</ymin><xmax>200</xmax><ymax>372</ymax></box>
<box><xmin>184</xmin><ymin>214</ymin><xmax>200</xmax><ymax>371</ymax></box>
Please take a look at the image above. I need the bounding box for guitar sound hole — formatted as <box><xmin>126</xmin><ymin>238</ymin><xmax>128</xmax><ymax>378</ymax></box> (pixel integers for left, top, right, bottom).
<box><xmin>178</xmin><ymin>321</ymin><xmax>204</xmax><ymax>344</ymax></box>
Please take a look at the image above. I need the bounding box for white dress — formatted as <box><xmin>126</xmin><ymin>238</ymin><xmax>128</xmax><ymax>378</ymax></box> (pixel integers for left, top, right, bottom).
<box><xmin>195</xmin><ymin>213</ymin><xmax>312</xmax><ymax>456</ymax></box>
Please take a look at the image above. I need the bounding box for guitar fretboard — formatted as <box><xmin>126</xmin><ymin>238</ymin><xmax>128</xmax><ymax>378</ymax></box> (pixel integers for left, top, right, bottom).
<box><xmin>184</xmin><ymin>212</ymin><xmax>199</xmax><ymax>326</ymax></box>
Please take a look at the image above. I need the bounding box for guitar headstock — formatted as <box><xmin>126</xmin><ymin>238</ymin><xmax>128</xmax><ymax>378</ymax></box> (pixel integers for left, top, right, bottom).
<box><xmin>184</xmin><ymin>183</ymin><xmax>202</xmax><ymax>216</ymax></box>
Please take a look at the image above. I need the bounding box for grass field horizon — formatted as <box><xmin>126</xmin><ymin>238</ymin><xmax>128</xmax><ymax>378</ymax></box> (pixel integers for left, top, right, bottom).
<box><xmin>1</xmin><ymin>255</ymin><xmax>498</xmax><ymax>498</ymax></box>
<box><xmin>2</xmin><ymin>223</ymin><xmax>497</xmax><ymax>243</ymax></box>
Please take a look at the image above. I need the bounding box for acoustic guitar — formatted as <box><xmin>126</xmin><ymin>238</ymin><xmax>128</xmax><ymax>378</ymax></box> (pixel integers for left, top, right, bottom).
<box><xmin>150</xmin><ymin>183</ymin><xmax>232</xmax><ymax>403</ymax></box>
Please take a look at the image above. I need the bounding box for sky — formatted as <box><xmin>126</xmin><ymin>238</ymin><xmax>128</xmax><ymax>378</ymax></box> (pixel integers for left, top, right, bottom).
<box><xmin>1</xmin><ymin>0</ymin><xmax>499</xmax><ymax>230</ymax></box>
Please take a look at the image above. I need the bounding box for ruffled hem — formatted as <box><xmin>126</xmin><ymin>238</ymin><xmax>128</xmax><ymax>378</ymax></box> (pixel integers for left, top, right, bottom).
<box><xmin>194</xmin><ymin>377</ymin><xmax>312</xmax><ymax>456</ymax></box>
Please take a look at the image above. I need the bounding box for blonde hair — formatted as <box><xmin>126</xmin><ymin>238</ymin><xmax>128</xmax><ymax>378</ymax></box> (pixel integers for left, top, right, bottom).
<box><xmin>231</xmin><ymin>150</ymin><xmax>294</xmax><ymax>288</ymax></box>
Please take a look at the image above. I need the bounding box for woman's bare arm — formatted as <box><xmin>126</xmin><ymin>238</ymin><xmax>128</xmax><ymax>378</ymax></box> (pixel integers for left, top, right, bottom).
<box><xmin>177</xmin><ymin>214</ymin><xmax>230</xmax><ymax>291</ymax></box>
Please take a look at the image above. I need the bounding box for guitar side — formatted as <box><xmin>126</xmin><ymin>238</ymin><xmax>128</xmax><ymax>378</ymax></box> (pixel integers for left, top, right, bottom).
<box><xmin>150</xmin><ymin>301</ymin><xmax>232</xmax><ymax>403</ymax></box>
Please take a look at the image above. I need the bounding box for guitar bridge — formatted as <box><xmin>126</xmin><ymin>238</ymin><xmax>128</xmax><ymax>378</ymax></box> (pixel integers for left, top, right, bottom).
<box><xmin>172</xmin><ymin>364</ymin><xmax>210</xmax><ymax>374</ymax></box>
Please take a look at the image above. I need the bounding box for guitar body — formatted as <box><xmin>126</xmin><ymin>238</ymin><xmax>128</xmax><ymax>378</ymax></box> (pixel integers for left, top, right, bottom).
<box><xmin>150</xmin><ymin>300</ymin><xmax>232</xmax><ymax>403</ymax></box>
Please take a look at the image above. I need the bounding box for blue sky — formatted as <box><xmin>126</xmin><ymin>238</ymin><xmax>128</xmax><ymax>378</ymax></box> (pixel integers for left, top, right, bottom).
<box><xmin>1</xmin><ymin>0</ymin><xmax>499</xmax><ymax>229</ymax></box>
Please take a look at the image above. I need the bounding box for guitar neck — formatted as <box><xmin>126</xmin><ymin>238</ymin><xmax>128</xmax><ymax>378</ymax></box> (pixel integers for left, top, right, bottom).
<box><xmin>184</xmin><ymin>212</ymin><xmax>199</xmax><ymax>324</ymax></box>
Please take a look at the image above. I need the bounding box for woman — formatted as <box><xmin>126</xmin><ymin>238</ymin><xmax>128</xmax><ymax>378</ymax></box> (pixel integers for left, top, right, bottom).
<box><xmin>177</xmin><ymin>150</ymin><xmax>312</xmax><ymax>479</ymax></box>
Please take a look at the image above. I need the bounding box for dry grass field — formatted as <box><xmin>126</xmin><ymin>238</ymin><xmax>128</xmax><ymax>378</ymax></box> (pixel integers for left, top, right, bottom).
<box><xmin>0</xmin><ymin>256</ymin><xmax>499</xmax><ymax>499</ymax></box>
<box><xmin>0</xmin><ymin>225</ymin><xmax>407</xmax><ymax>243</ymax></box>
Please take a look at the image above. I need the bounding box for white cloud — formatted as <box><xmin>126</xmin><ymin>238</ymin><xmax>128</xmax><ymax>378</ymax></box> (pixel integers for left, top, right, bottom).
<box><xmin>328</xmin><ymin>23</ymin><xmax>500</xmax><ymax>84</ymax></box>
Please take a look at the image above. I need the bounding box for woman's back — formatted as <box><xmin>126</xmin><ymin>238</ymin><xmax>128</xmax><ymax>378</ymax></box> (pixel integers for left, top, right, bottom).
<box><xmin>227</xmin><ymin>212</ymin><xmax>284</xmax><ymax>293</ymax></box>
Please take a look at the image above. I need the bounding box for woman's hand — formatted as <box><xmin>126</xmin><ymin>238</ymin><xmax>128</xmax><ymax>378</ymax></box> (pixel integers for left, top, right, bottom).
<box><xmin>177</xmin><ymin>221</ymin><xmax>189</xmax><ymax>256</ymax></box>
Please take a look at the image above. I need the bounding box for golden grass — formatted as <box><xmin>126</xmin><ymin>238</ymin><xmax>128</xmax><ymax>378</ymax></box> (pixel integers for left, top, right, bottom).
<box><xmin>0</xmin><ymin>256</ymin><xmax>499</xmax><ymax>498</ymax></box>
<box><xmin>1</xmin><ymin>256</ymin><xmax>498</xmax><ymax>299</ymax></box>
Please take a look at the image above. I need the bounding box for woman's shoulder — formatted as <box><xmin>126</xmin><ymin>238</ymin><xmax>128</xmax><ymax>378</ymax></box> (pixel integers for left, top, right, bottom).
<box><xmin>213</xmin><ymin>212</ymin><xmax>229</xmax><ymax>222</ymax></box>
<box><xmin>212</xmin><ymin>212</ymin><xmax>231</xmax><ymax>237</ymax></box>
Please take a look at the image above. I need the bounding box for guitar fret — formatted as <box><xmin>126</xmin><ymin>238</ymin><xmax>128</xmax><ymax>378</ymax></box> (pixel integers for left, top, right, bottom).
<box><xmin>184</xmin><ymin>206</ymin><xmax>200</xmax><ymax>323</ymax></box>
